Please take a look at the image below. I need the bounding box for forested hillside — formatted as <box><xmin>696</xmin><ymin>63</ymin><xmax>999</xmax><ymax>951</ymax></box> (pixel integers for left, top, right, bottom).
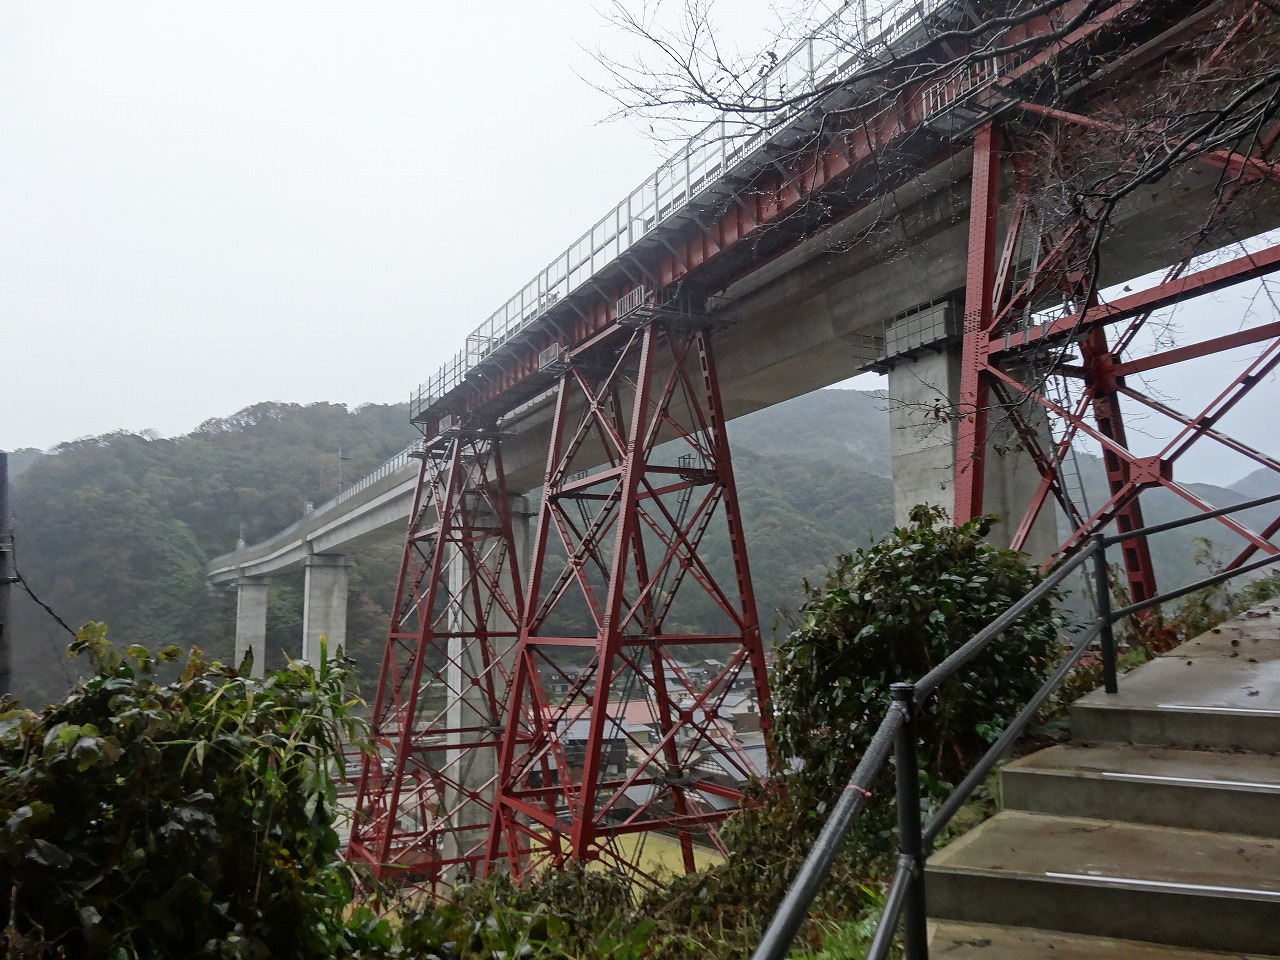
<box><xmin>6</xmin><ymin>392</ymin><xmax>895</xmax><ymax>707</ymax></box>
<box><xmin>8</xmin><ymin>386</ymin><xmax>1262</xmax><ymax>709</ymax></box>
<box><xmin>8</xmin><ymin>403</ymin><xmax>414</xmax><ymax>706</ymax></box>
<box><xmin>728</xmin><ymin>388</ymin><xmax>891</xmax><ymax>474</ymax></box>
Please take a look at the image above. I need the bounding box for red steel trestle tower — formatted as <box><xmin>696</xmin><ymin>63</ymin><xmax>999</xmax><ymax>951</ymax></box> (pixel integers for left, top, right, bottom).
<box><xmin>487</xmin><ymin>306</ymin><xmax>772</xmax><ymax>884</ymax></box>
<box><xmin>349</xmin><ymin>428</ymin><xmax>525</xmax><ymax>894</ymax></box>
<box><xmin>953</xmin><ymin>103</ymin><xmax>1280</xmax><ymax>594</ymax></box>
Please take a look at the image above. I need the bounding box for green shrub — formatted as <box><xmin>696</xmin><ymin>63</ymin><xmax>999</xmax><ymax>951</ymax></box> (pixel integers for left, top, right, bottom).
<box><xmin>0</xmin><ymin>625</ymin><xmax>389</xmax><ymax>959</ymax></box>
<box><xmin>1169</xmin><ymin>537</ymin><xmax>1280</xmax><ymax>640</ymax></box>
<box><xmin>773</xmin><ymin>505</ymin><xmax>1062</xmax><ymax>789</ymax></box>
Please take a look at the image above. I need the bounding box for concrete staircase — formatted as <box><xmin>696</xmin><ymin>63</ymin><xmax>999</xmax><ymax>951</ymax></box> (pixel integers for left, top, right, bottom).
<box><xmin>923</xmin><ymin>601</ymin><xmax>1280</xmax><ymax>958</ymax></box>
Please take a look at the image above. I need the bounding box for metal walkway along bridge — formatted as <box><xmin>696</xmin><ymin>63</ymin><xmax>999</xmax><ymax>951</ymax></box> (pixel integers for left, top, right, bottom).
<box><xmin>208</xmin><ymin>0</ymin><xmax>1280</xmax><ymax>901</ymax></box>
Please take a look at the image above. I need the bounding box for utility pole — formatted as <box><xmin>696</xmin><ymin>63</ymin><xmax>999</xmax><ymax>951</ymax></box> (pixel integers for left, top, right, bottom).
<box><xmin>337</xmin><ymin>447</ymin><xmax>350</xmax><ymax>495</ymax></box>
<box><xmin>0</xmin><ymin>452</ymin><xmax>14</xmax><ymax>697</ymax></box>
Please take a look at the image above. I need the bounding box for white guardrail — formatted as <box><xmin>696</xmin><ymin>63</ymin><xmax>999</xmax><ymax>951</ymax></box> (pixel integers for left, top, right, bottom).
<box><xmin>408</xmin><ymin>0</ymin><xmax>948</xmax><ymax>420</ymax></box>
<box><xmin>308</xmin><ymin>443</ymin><xmax>417</xmax><ymax>519</ymax></box>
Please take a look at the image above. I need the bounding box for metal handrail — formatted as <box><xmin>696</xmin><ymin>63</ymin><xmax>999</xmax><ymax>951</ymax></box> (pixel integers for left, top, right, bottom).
<box><xmin>307</xmin><ymin>443</ymin><xmax>419</xmax><ymax>518</ymax></box>
<box><xmin>1101</xmin><ymin>489</ymin><xmax>1280</xmax><ymax>544</ymax></box>
<box><xmin>752</xmin><ymin>494</ymin><xmax>1280</xmax><ymax>960</ymax></box>
<box><xmin>753</xmin><ymin>695</ymin><xmax>908</xmax><ymax>960</ymax></box>
<box><xmin>408</xmin><ymin>0</ymin><xmax>952</xmax><ymax>422</ymax></box>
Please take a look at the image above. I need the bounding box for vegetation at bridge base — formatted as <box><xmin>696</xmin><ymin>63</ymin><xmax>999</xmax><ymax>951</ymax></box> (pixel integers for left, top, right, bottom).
<box><xmin>1158</xmin><ymin>538</ymin><xmax>1280</xmax><ymax>641</ymax></box>
<box><xmin>0</xmin><ymin>626</ymin><xmax>393</xmax><ymax>959</ymax></box>
<box><xmin>773</xmin><ymin>504</ymin><xmax>1062</xmax><ymax>789</ymax></box>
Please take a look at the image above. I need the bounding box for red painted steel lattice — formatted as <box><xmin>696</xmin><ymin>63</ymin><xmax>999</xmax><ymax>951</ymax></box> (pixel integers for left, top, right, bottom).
<box><xmin>348</xmin><ymin>431</ymin><xmax>525</xmax><ymax>893</ymax></box>
<box><xmin>346</xmin><ymin>1</ymin><xmax>1280</xmax><ymax>897</ymax></box>
<box><xmin>486</xmin><ymin>315</ymin><xmax>772</xmax><ymax>884</ymax></box>
<box><xmin>954</xmin><ymin>111</ymin><xmax>1280</xmax><ymax>595</ymax></box>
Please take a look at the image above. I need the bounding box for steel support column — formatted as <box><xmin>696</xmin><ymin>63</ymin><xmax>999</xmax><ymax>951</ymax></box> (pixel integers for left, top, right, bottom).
<box><xmin>1079</xmin><ymin>329</ymin><xmax>1157</xmax><ymax>605</ymax></box>
<box><xmin>487</xmin><ymin>313</ymin><xmax>771</xmax><ymax>885</ymax></box>
<box><xmin>954</xmin><ymin>121</ymin><xmax>1002</xmax><ymax>522</ymax></box>
<box><xmin>955</xmin><ymin>118</ymin><xmax>1178</xmax><ymax>606</ymax></box>
<box><xmin>348</xmin><ymin>428</ymin><xmax>524</xmax><ymax>895</ymax></box>
<box><xmin>976</xmin><ymin>232</ymin><xmax>1280</xmax><ymax>582</ymax></box>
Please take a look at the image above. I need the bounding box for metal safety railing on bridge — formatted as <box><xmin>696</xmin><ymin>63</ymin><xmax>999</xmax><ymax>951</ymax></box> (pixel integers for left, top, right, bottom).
<box><xmin>208</xmin><ymin>442</ymin><xmax>420</xmax><ymax>570</ymax></box>
<box><xmin>409</xmin><ymin>0</ymin><xmax>954</xmax><ymax>421</ymax></box>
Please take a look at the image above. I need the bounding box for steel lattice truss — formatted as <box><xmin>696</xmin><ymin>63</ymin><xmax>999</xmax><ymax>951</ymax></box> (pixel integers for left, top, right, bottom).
<box><xmin>348</xmin><ymin>432</ymin><xmax>525</xmax><ymax>893</ymax></box>
<box><xmin>955</xmin><ymin>100</ymin><xmax>1280</xmax><ymax>591</ymax></box>
<box><xmin>486</xmin><ymin>315</ymin><xmax>772</xmax><ymax>885</ymax></box>
<box><xmin>343</xmin><ymin>0</ymin><xmax>1280</xmax><ymax>896</ymax></box>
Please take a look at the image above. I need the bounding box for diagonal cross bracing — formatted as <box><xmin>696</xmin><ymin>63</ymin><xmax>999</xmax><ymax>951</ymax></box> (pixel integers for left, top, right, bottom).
<box><xmin>348</xmin><ymin>432</ymin><xmax>526</xmax><ymax>895</ymax></box>
<box><xmin>487</xmin><ymin>318</ymin><xmax>772</xmax><ymax>884</ymax></box>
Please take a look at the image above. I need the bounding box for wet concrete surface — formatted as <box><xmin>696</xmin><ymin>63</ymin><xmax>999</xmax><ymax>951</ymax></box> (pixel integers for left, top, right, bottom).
<box><xmin>931</xmin><ymin>810</ymin><xmax>1280</xmax><ymax>892</ymax></box>
<box><xmin>931</xmin><ymin>920</ymin><xmax>1277</xmax><ymax>958</ymax></box>
<box><xmin>925</xmin><ymin>602</ymin><xmax>1280</xmax><ymax>954</ymax></box>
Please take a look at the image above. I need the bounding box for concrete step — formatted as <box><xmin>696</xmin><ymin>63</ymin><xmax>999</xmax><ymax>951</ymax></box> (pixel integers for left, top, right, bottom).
<box><xmin>930</xmin><ymin>921</ymin><xmax>1280</xmax><ymax>958</ymax></box>
<box><xmin>926</xmin><ymin>810</ymin><xmax>1280</xmax><ymax>954</ymax></box>
<box><xmin>1001</xmin><ymin>743</ymin><xmax>1280</xmax><ymax>837</ymax></box>
<box><xmin>1070</xmin><ymin>612</ymin><xmax>1280</xmax><ymax>753</ymax></box>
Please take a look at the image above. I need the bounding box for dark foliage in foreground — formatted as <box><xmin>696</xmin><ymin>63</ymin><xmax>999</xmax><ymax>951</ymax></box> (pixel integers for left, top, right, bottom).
<box><xmin>0</xmin><ymin>627</ymin><xmax>391</xmax><ymax>959</ymax></box>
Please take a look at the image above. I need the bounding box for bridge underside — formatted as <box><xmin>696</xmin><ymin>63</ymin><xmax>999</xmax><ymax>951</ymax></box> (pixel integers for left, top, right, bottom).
<box><xmin>334</xmin><ymin>0</ymin><xmax>1280</xmax><ymax>893</ymax></box>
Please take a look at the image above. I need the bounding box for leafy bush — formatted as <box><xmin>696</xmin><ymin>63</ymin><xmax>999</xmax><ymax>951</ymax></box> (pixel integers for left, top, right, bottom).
<box><xmin>772</xmin><ymin>505</ymin><xmax>1062</xmax><ymax>789</ymax></box>
<box><xmin>0</xmin><ymin>626</ymin><xmax>389</xmax><ymax>959</ymax></box>
<box><xmin>394</xmin><ymin>856</ymin><xmax>874</xmax><ymax>960</ymax></box>
<box><xmin>398</xmin><ymin>867</ymin><xmax>659</xmax><ymax>959</ymax></box>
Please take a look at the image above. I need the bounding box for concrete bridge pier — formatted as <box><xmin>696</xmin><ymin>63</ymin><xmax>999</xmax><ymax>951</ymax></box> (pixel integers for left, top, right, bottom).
<box><xmin>302</xmin><ymin>554</ymin><xmax>350</xmax><ymax>663</ymax></box>
<box><xmin>234</xmin><ymin>577</ymin><xmax>270</xmax><ymax>679</ymax></box>
<box><xmin>885</xmin><ymin>304</ymin><xmax>1058</xmax><ymax>561</ymax></box>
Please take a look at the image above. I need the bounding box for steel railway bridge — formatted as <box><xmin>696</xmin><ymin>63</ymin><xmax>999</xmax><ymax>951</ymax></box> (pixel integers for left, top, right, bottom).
<box><xmin>207</xmin><ymin>0</ymin><xmax>1280</xmax><ymax>893</ymax></box>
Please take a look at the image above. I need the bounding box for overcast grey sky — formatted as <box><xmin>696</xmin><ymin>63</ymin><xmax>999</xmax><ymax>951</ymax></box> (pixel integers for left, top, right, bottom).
<box><xmin>1</xmin><ymin>1</ymin><xmax>1276</xmax><ymax>489</ymax></box>
<box><xmin>0</xmin><ymin>1</ymin><xmax>701</xmax><ymax>451</ymax></box>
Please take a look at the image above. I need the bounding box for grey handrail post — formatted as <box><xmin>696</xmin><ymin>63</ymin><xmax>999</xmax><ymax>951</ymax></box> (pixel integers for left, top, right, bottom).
<box><xmin>1091</xmin><ymin>535</ymin><xmax>1118</xmax><ymax>694</ymax></box>
<box><xmin>891</xmin><ymin>683</ymin><xmax>928</xmax><ymax>959</ymax></box>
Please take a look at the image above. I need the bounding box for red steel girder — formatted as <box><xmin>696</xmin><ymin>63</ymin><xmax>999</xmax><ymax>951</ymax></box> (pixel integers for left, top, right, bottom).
<box><xmin>1080</xmin><ymin>330</ymin><xmax>1157</xmax><ymax>605</ymax></box>
<box><xmin>988</xmin><ymin>244</ymin><xmax>1280</xmax><ymax>359</ymax></box>
<box><xmin>348</xmin><ymin>430</ymin><xmax>526</xmax><ymax>895</ymax></box>
<box><xmin>486</xmin><ymin>318</ymin><xmax>771</xmax><ymax>885</ymax></box>
<box><xmin>954</xmin><ymin>105</ymin><xmax>1280</xmax><ymax>605</ymax></box>
<box><xmin>955</xmin><ymin>0</ymin><xmax>1280</xmax><ymax>593</ymax></box>
<box><xmin>984</xmin><ymin>284</ymin><xmax>1280</xmax><ymax>571</ymax></box>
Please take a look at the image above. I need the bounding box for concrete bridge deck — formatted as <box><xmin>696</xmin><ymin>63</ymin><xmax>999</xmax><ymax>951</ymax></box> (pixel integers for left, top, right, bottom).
<box><xmin>207</xmin><ymin>157</ymin><xmax>1280</xmax><ymax>588</ymax></box>
<box><xmin>206</xmin><ymin>445</ymin><xmax>417</xmax><ymax>586</ymax></box>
